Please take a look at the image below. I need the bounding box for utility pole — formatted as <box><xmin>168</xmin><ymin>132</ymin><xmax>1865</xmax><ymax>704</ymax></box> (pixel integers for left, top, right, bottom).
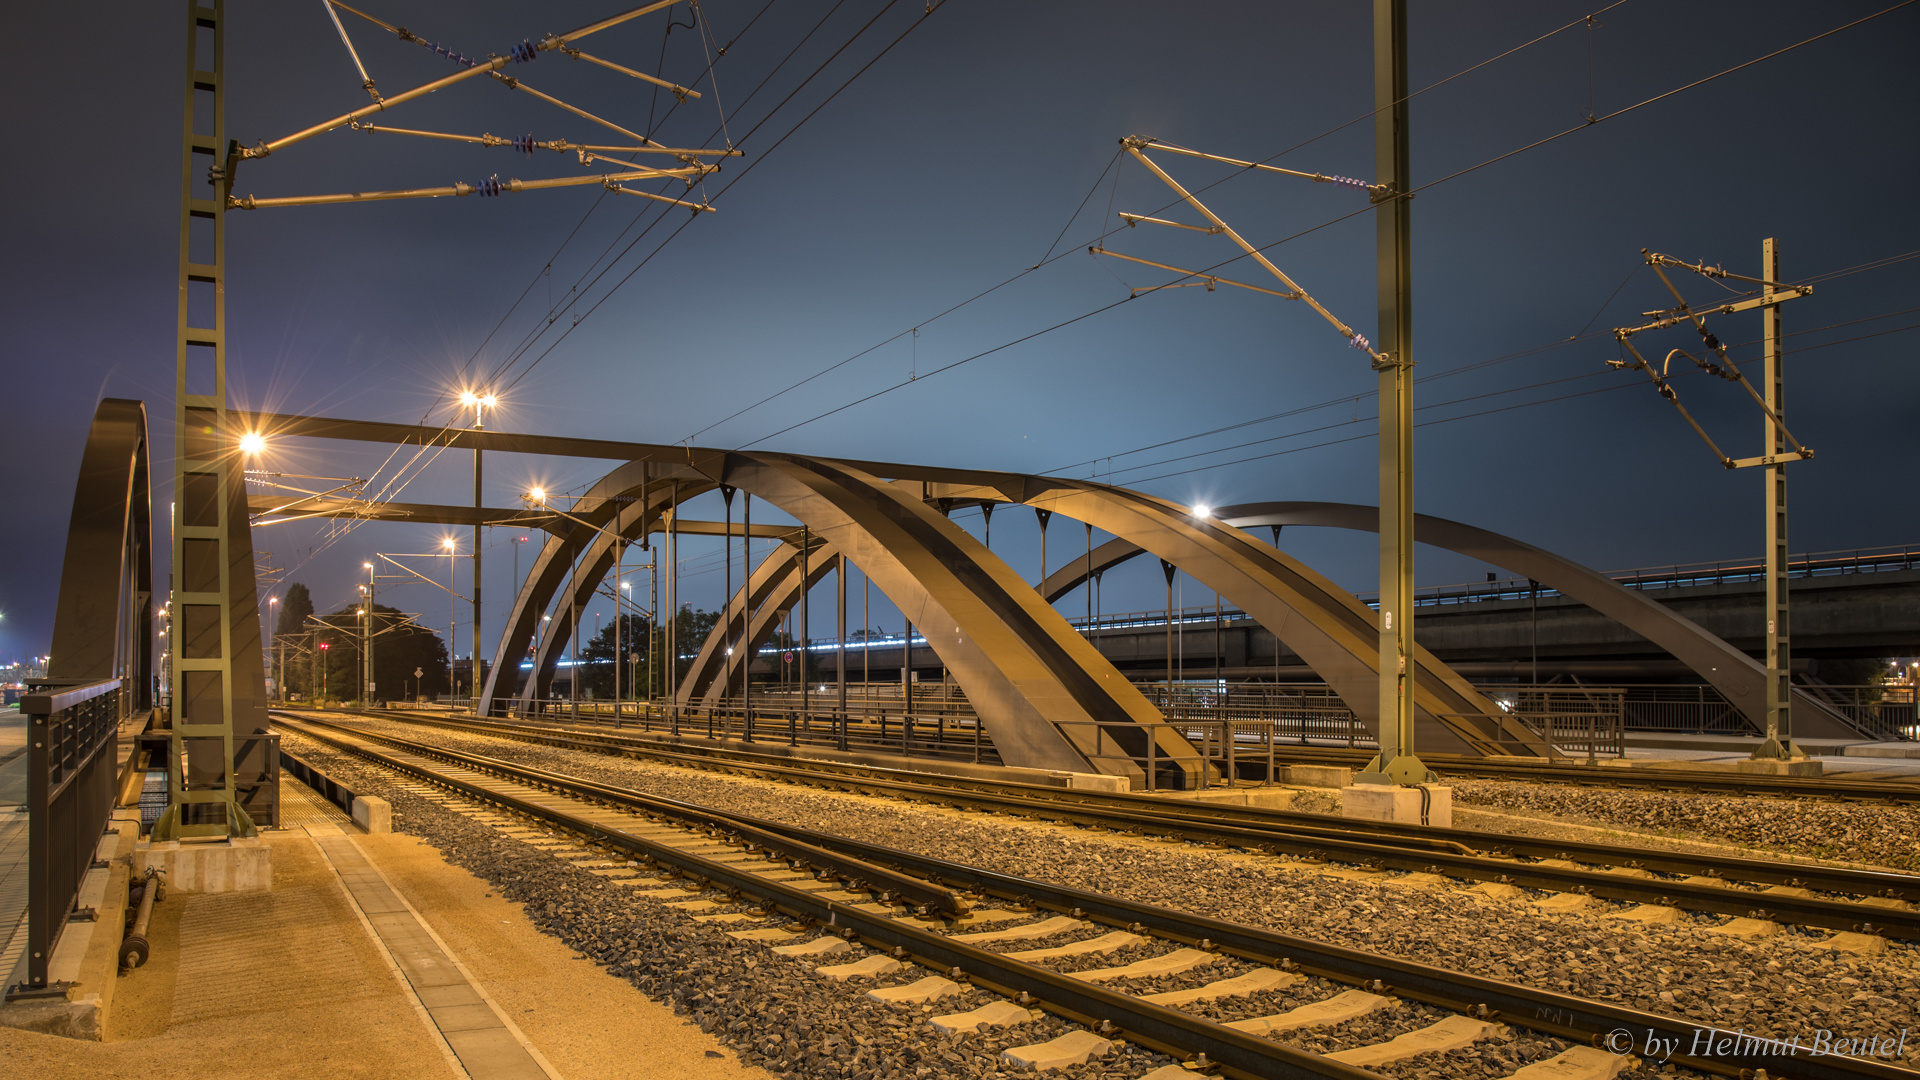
<box><xmin>1609</xmin><ymin>241</ymin><xmax>1812</xmax><ymax>763</ymax></box>
<box><xmin>362</xmin><ymin>561</ymin><xmax>375</xmax><ymax>703</ymax></box>
<box><xmin>1759</xmin><ymin>237</ymin><xmax>1796</xmax><ymax>761</ymax></box>
<box><xmin>1361</xmin><ymin>0</ymin><xmax>1430</xmax><ymax>787</ymax></box>
<box><xmin>155</xmin><ymin>0</ymin><xmax>263</xmax><ymax>841</ymax></box>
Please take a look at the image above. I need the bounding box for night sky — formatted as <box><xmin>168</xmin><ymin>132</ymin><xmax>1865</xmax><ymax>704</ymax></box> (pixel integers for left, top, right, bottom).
<box><xmin>4</xmin><ymin>0</ymin><xmax>1916</xmax><ymax>667</ymax></box>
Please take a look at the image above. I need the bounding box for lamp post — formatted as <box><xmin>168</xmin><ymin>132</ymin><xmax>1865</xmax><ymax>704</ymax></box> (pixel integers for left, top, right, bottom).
<box><xmin>458</xmin><ymin>390</ymin><xmax>496</xmax><ymax>713</ymax></box>
<box><xmin>364</xmin><ymin>561</ymin><xmax>376</xmax><ymax>703</ymax></box>
<box><xmin>267</xmin><ymin>595</ymin><xmax>279</xmax><ymax>702</ymax></box>
<box><xmin>442</xmin><ymin>536</ymin><xmax>459</xmax><ymax>699</ymax></box>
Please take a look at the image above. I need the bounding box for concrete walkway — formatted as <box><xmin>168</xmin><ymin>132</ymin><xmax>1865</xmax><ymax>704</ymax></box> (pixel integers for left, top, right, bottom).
<box><xmin>1621</xmin><ymin>733</ymin><xmax>1920</xmax><ymax>777</ymax></box>
<box><xmin>0</xmin><ymin>779</ymin><xmax>772</xmax><ymax>1080</ymax></box>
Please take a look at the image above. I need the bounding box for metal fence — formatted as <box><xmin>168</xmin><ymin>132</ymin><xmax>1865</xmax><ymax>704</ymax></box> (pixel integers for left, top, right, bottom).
<box><xmin>498</xmin><ymin>696</ymin><xmax>1000</xmax><ymax>764</ymax></box>
<box><xmin>9</xmin><ymin>678</ymin><xmax>122</xmax><ymax>998</ymax></box>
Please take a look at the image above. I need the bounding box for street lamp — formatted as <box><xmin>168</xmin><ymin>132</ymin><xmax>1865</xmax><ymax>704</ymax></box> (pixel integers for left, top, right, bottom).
<box><xmin>361</xmin><ymin>560</ymin><xmax>375</xmax><ymax>704</ymax></box>
<box><xmin>267</xmin><ymin>595</ymin><xmax>279</xmax><ymax>702</ymax></box>
<box><xmin>458</xmin><ymin>389</ymin><xmax>497</xmax><ymax>711</ymax></box>
<box><xmin>443</xmin><ymin>536</ymin><xmax>459</xmax><ymax>695</ymax></box>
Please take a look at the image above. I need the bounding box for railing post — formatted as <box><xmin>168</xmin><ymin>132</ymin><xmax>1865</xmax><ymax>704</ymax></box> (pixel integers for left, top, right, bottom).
<box><xmin>972</xmin><ymin>716</ymin><xmax>981</xmax><ymax>764</ymax></box>
<box><xmin>1224</xmin><ymin>720</ymin><xmax>1236</xmax><ymax>787</ymax></box>
<box><xmin>1147</xmin><ymin>723</ymin><xmax>1158</xmax><ymax>792</ymax></box>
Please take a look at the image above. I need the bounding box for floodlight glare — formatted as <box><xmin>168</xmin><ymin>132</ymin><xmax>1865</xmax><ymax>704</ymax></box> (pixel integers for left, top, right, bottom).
<box><xmin>239</xmin><ymin>432</ymin><xmax>266</xmax><ymax>454</ymax></box>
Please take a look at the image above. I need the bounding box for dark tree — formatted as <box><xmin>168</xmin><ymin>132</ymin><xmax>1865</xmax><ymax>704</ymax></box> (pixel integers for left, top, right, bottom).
<box><xmin>272</xmin><ymin>583</ymin><xmax>315</xmax><ymax>698</ymax></box>
<box><xmin>670</xmin><ymin>605</ymin><xmax>720</xmax><ymax>692</ymax></box>
<box><xmin>578</xmin><ymin>613</ymin><xmax>654</xmax><ymax>699</ymax></box>
<box><xmin>314</xmin><ymin>603</ymin><xmax>450</xmax><ymax>703</ymax></box>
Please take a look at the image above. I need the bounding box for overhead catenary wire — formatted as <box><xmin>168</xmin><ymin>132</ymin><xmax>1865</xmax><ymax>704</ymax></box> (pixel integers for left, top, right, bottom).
<box><xmin>491</xmin><ymin>0</ymin><xmax>941</xmax><ymax>398</ymax></box>
<box><xmin>725</xmin><ymin>0</ymin><xmax>1919</xmax><ymax>455</ymax></box>
<box><xmin>686</xmin><ymin>1</ymin><xmax>1662</xmax><ymax>445</ymax></box>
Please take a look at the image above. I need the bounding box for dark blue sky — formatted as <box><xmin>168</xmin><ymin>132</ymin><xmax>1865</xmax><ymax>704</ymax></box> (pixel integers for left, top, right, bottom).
<box><xmin>4</xmin><ymin>0</ymin><xmax>1916</xmax><ymax>665</ymax></box>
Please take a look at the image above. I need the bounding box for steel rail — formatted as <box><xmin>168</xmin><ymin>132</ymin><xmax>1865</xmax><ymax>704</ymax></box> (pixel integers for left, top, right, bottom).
<box><xmin>290</xmin><ymin>712</ymin><xmax>1920</xmax><ymax>938</ymax></box>
<box><xmin>275</xmin><ymin>713</ymin><xmax>965</xmax><ymax>916</ymax></box>
<box><xmin>345</xmin><ymin>708</ymin><xmax>1920</xmax><ymax>902</ymax></box>
<box><xmin>276</xmin><ymin>723</ymin><xmax>1920</xmax><ymax>1080</ymax></box>
<box><xmin>274</xmin><ymin>725</ymin><xmax>1377</xmax><ymax>1080</ymax></box>
<box><xmin>1256</xmin><ymin>745</ymin><xmax>1920</xmax><ymax>803</ymax></box>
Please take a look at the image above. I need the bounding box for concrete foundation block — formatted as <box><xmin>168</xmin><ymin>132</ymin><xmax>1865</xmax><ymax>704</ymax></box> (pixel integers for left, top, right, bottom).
<box><xmin>817</xmin><ymin>955</ymin><xmax>902</xmax><ymax>980</ymax></box>
<box><xmin>771</xmin><ymin>936</ymin><xmax>850</xmax><ymax>958</ymax></box>
<box><xmin>1813</xmin><ymin>932</ymin><xmax>1886</xmax><ymax>956</ymax></box>
<box><xmin>1287</xmin><ymin>764</ymin><xmax>1353</xmax><ymax>789</ymax></box>
<box><xmin>1142</xmin><ymin>967</ymin><xmax>1298</xmax><ymax>1006</ymax></box>
<box><xmin>1607</xmin><ymin>904</ymin><xmax>1683</xmax><ymax>925</ymax></box>
<box><xmin>1339</xmin><ymin>783</ymin><xmax>1451</xmax><ymax>828</ymax></box>
<box><xmin>867</xmin><ymin>975</ymin><xmax>961</xmax><ymax>1004</ymax></box>
<box><xmin>1709</xmin><ymin>917</ymin><xmax>1779</xmax><ymax>939</ymax></box>
<box><xmin>1002</xmin><ymin>1030</ymin><xmax>1114</xmax><ymax>1070</ymax></box>
<box><xmin>1735</xmin><ymin>758</ymin><xmax>1823</xmax><ymax>776</ymax></box>
<box><xmin>930</xmin><ymin>1000</ymin><xmax>1037</xmax><ymax>1035</ymax></box>
<box><xmin>1508</xmin><ymin>1046</ymin><xmax>1638</xmax><ymax>1080</ymax></box>
<box><xmin>135</xmin><ymin>836</ymin><xmax>271</xmax><ymax>893</ymax></box>
<box><xmin>1329</xmin><ymin>1016</ymin><xmax>1505</xmax><ymax>1066</ymax></box>
<box><xmin>1226</xmin><ymin>989</ymin><xmax>1391</xmax><ymax>1035</ymax></box>
<box><xmin>351</xmin><ymin>795</ymin><xmax>392</xmax><ymax>833</ymax></box>
<box><xmin>1066</xmin><ymin>772</ymin><xmax>1129</xmax><ymax>793</ymax></box>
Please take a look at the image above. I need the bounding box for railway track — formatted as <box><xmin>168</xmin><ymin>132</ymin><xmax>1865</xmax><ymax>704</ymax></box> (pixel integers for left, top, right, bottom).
<box><xmin>309</xmin><ymin>708</ymin><xmax>1920</xmax><ymax>938</ymax></box>
<box><xmin>273</xmin><ymin>710</ymin><xmax>1916</xmax><ymax>1080</ymax></box>
<box><xmin>461</xmin><ymin>706</ymin><xmax>1920</xmax><ymax>803</ymax></box>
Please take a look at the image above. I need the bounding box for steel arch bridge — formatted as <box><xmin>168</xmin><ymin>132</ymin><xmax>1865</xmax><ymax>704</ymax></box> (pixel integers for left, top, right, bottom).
<box><xmin>221</xmin><ymin>410</ymin><xmax>1884</xmax><ymax>787</ymax></box>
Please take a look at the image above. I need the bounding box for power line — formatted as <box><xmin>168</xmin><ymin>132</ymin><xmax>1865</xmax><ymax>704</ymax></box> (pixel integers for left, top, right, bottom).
<box><xmin>486</xmin><ymin>0</ymin><xmax>929</xmax><ymax>397</ymax></box>
<box><xmin>730</xmin><ymin>1</ymin><xmax>1918</xmax><ymax>454</ymax></box>
<box><xmin>682</xmin><ymin>4</ymin><xmax>1630</xmax><ymax>444</ymax></box>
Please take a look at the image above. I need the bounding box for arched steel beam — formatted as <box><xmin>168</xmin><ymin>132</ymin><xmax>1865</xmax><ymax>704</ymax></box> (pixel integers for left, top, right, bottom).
<box><xmin>1039</xmin><ymin>537</ymin><xmax>1151</xmax><ymax>604</ymax></box>
<box><xmin>1216</xmin><ymin>502</ymin><xmax>1866</xmax><ymax>740</ymax></box>
<box><xmin>679</xmin><ymin>532</ymin><xmax>837</xmax><ymax>703</ymax></box>
<box><xmin>1027</xmin><ymin>502</ymin><xmax>1865</xmax><ymax>740</ymax></box>
<box><xmin>483</xmin><ymin>460</ymin><xmax>714</xmax><ymax>715</ymax></box>
<box><xmin>49</xmin><ymin>399</ymin><xmax>155</xmax><ymax>710</ymax></box>
<box><xmin>689</xmin><ymin>454</ymin><xmax>1197</xmax><ymax>781</ymax></box>
<box><xmin>905</xmin><ymin>480</ymin><xmax>1541</xmax><ymax>757</ymax></box>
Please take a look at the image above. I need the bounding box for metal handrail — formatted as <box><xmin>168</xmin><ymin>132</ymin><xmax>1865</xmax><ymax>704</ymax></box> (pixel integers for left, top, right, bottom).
<box><xmin>9</xmin><ymin>677</ymin><xmax>125</xmax><ymax>999</ymax></box>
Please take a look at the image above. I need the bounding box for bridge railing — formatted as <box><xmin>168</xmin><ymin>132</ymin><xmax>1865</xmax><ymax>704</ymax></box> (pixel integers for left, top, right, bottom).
<box><xmin>491</xmin><ymin>696</ymin><xmax>999</xmax><ymax>764</ymax></box>
<box><xmin>7</xmin><ymin>677</ymin><xmax>124</xmax><ymax>999</ymax></box>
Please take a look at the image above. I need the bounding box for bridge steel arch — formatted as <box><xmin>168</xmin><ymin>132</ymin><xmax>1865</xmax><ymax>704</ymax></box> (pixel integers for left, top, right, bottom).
<box><xmin>480</xmin><ymin>459</ymin><xmax>704</xmax><ymax>714</ymax></box>
<box><xmin>1220</xmin><ymin>503</ymin><xmax>1865</xmax><ymax>740</ymax></box>
<box><xmin>481</xmin><ymin>452</ymin><xmax>1201</xmax><ymax>784</ymax></box>
<box><xmin>48</xmin><ymin>398</ymin><xmax>155</xmax><ymax>708</ymax></box>
<box><xmin>1033</xmin><ymin>501</ymin><xmax>1865</xmax><ymax>740</ymax></box>
<box><xmin>702</xmin><ymin>479</ymin><xmax>1548</xmax><ymax>756</ymax></box>
<box><xmin>902</xmin><ymin>482</ymin><xmax>1545</xmax><ymax>755</ymax></box>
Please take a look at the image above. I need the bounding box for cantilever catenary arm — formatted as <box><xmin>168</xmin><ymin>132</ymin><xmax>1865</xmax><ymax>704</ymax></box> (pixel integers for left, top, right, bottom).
<box><xmin>350</xmin><ymin>124</ymin><xmax>738</xmax><ymax>158</ymax></box>
<box><xmin>1121</xmin><ymin>141</ymin><xmax>1388</xmax><ymax>364</ymax></box>
<box><xmin>253</xmin><ymin>1</ymin><xmax>689</xmax><ymax>160</ymax></box>
<box><xmin>561</xmin><ymin>46</ymin><xmax>701</xmax><ymax>100</ymax></box>
<box><xmin>230</xmin><ymin>167</ymin><xmax>712</xmax><ymax>210</ymax></box>
<box><xmin>1140</xmin><ymin>139</ymin><xmax>1390</xmax><ymax>198</ymax></box>
<box><xmin>320</xmin><ymin>0</ymin><xmax>380</xmax><ymax>100</ymax></box>
<box><xmin>1090</xmin><ymin>246</ymin><xmax>1302</xmax><ymax>300</ymax></box>
<box><xmin>490</xmin><ymin>73</ymin><xmax>660</xmax><ymax>147</ymax></box>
